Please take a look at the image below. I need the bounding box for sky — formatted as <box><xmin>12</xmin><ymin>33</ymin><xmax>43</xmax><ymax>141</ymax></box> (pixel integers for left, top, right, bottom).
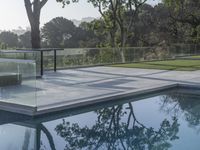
<box><xmin>0</xmin><ymin>0</ymin><xmax>161</xmax><ymax>30</ymax></box>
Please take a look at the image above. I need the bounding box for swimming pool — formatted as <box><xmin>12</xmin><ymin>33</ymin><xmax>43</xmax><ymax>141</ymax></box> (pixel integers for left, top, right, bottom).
<box><xmin>0</xmin><ymin>87</ymin><xmax>200</xmax><ymax>150</ymax></box>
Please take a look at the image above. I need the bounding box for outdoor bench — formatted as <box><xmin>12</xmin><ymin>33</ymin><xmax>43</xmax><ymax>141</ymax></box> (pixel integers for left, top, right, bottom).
<box><xmin>0</xmin><ymin>73</ymin><xmax>22</xmax><ymax>86</ymax></box>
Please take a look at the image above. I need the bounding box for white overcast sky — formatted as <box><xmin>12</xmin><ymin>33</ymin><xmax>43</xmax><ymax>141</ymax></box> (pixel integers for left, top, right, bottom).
<box><xmin>0</xmin><ymin>0</ymin><xmax>161</xmax><ymax>30</ymax></box>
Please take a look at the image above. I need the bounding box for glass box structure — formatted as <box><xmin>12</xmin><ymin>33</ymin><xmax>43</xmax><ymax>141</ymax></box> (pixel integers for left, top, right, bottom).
<box><xmin>0</xmin><ymin>58</ymin><xmax>36</xmax><ymax>106</ymax></box>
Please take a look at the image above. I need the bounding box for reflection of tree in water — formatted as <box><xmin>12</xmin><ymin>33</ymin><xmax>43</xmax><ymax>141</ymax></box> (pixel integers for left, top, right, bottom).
<box><xmin>22</xmin><ymin>129</ymin><xmax>31</xmax><ymax>150</ymax></box>
<box><xmin>55</xmin><ymin>102</ymin><xmax>179</xmax><ymax>150</ymax></box>
<box><xmin>36</xmin><ymin>124</ymin><xmax>56</xmax><ymax>150</ymax></box>
<box><xmin>160</xmin><ymin>92</ymin><xmax>200</xmax><ymax>130</ymax></box>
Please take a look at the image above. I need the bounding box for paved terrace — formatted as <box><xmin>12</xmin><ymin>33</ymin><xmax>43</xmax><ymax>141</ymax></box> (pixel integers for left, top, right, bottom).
<box><xmin>1</xmin><ymin>66</ymin><xmax>200</xmax><ymax>115</ymax></box>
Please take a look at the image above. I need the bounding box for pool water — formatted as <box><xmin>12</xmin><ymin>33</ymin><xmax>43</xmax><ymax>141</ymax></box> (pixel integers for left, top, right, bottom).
<box><xmin>0</xmin><ymin>88</ymin><xmax>200</xmax><ymax>150</ymax></box>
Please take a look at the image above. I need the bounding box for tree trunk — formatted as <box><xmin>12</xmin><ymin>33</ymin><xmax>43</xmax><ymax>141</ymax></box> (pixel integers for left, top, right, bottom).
<box><xmin>24</xmin><ymin>0</ymin><xmax>48</xmax><ymax>48</ymax></box>
<box><xmin>30</xmin><ymin>18</ymin><xmax>41</xmax><ymax>48</ymax></box>
<box><xmin>191</xmin><ymin>25</ymin><xmax>199</xmax><ymax>43</ymax></box>
<box><xmin>110</xmin><ymin>31</ymin><xmax>117</xmax><ymax>63</ymax></box>
<box><xmin>120</xmin><ymin>27</ymin><xmax>126</xmax><ymax>63</ymax></box>
<box><xmin>120</xmin><ymin>48</ymin><xmax>125</xmax><ymax>63</ymax></box>
<box><xmin>110</xmin><ymin>31</ymin><xmax>116</xmax><ymax>48</ymax></box>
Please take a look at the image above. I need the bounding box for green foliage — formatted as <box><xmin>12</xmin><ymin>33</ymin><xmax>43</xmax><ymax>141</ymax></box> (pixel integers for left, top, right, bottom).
<box><xmin>84</xmin><ymin>0</ymin><xmax>148</xmax><ymax>62</ymax></box>
<box><xmin>41</xmin><ymin>17</ymin><xmax>101</xmax><ymax>48</ymax></box>
<box><xmin>163</xmin><ymin>0</ymin><xmax>200</xmax><ymax>43</ymax></box>
<box><xmin>197</xmin><ymin>26</ymin><xmax>200</xmax><ymax>42</ymax></box>
<box><xmin>0</xmin><ymin>42</ymin><xmax>7</xmax><ymax>49</ymax></box>
<box><xmin>41</xmin><ymin>17</ymin><xmax>76</xmax><ymax>48</ymax></box>
<box><xmin>19</xmin><ymin>31</ymin><xmax>31</xmax><ymax>48</ymax></box>
<box><xmin>0</xmin><ymin>31</ymin><xmax>32</xmax><ymax>49</ymax></box>
<box><xmin>0</xmin><ymin>31</ymin><xmax>19</xmax><ymax>48</ymax></box>
<box><xmin>56</xmin><ymin>0</ymin><xmax>78</xmax><ymax>6</ymax></box>
<box><xmin>85</xmin><ymin>19</ymin><xmax>110</xmax><ymax>47</ymax></box>
<box><xmin>163</xmin><ymin>0</ymin><xmax>182</xmax><ymax>8</ymax></box>
<box><xmin>2</xmin><ymin>0</ymin><xmax>200</xmax><ymax>51</ymax></box>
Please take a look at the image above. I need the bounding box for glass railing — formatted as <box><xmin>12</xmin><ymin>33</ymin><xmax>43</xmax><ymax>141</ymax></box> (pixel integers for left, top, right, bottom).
<box><xmin>0</xmin><ymin>58</ymin><xmax>36</xmax><ymax>107</ymax></box>
<box><xmin>0</xmin><ymin>44</ymin><xmax>199</xmax><ymax>114</ymax></box>
<box><xmin>0</xmin><ymin>50</ymin><xmax>41</xmax><ymax>77</ymax></box>
<box><xmin>41</xmin><ymin>45</ymin><xmax>200</xmax><ymax>70</ymax></box>
<box><xmin>1</xmin><ymin>44</ymin><xmax>199</xmax><ymax>72</ymax></box>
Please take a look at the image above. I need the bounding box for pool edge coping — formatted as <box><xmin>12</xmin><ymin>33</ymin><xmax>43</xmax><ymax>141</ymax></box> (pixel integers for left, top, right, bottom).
<box><xmin>1</xmin><ymin>82</ymin><xmax>200</xmax><ymax>116</ymax></box>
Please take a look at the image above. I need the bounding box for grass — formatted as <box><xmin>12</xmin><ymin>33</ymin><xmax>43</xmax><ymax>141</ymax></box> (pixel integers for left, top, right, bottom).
<box><xmin>111</xmin><ymin>59</ymin><xmax>200</xmax><ymax>71</ymax></box>
<box><xmin>190</xmin><ymin>55</ymin><xmax>200</xmax><ymax>58</ymax></box>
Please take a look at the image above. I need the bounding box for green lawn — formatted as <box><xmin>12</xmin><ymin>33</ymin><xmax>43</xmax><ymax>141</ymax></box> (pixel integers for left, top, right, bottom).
<box><xmin>111</xmin><ymin>60</ymin><xmax>200</xmax><ymax>71</ymax></box>
<box><xmin>191</xmin><ymin>55</ymin><xmax>200</xmax><ymax>58</ymax></box>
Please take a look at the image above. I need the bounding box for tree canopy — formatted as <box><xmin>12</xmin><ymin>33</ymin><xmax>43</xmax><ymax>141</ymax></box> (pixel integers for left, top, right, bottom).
<box><xmin>1</xmin><ymin>0</ymin><xmax>198</xmax><ymax>49</ymax></box>
<box><xmin>163</xmin><ymin>0</ymin><xmax>200</xmax><ymax>43</ymax></box>
<box><xmin>41</xmin><ymin>17</ymin><xmax>76</xmax><ymax>47</ymax></box>
<box><xmin>0</xmin><ymin>31</ymin><xmax>19</xmax><ymax>48</ymax></box>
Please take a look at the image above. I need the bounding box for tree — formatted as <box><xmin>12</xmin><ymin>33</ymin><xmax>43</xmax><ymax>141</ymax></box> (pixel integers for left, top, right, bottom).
<box><xmin>160</xmin><ymin>91</ymin><xmax>200</xmax><ymax>130</ymax></box>
<box><xmin>128</xmin><ymin>3</ymin><xmax>157</xmax><ymax>46</ymax></box>
<box><xmin>65</xmin><ymin>26</ymin><xmax>92</xmax><ymax>48</ymax></box>
<box><xmin>24</xmin><ymin>0</ymin><xmax>48</xmax><ymax>48</ymax></box>
<box><xmin>88</xmin><ymin>1</ymin><xmax>118</xmax><ymax>48</ymax></box>
<box><xmin>19</xmin><ymin>31</ymin><xmax>32</xmax><ymax>48</ymax></box>
<box><xmin>163</xmin><ymin>0</ymin><xmax>200</xmax><ymax>43</ymax></box>
<box><xmin>88</xmin><ymin>0</ymin><xmax>148</xmax><ymax>62</ymax></box>
<box><xmin>58</xmin><ymin>0</ymin><xmax>147</xmax><ymax>62</ymax></box>
<box><xmin>41</xmin><ymin>17</ymin><xmax>101</xmax><ymax>48</ymax></box>
<box><xmin>41</xmin><ymin>17</ymin><xmax>77</xmax><ymax>47</ymax></box>
<box><xmin>0</xmin><ymin>31</ymin><xmax>19</xmax><ymax>48</ymax></box>
<box><xmin>130</xmin><ymin>3</ymin><xmax>173</xmax><ymax>46</ymax></box>
<box><xmin>79</xmin><ymin>20</ymin><xmax>109</xmax><ymax>47</ymax></box>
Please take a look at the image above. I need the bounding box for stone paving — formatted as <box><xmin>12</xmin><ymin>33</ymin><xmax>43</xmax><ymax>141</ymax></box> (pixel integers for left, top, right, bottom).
<box><xmin>1</xmin><ymin>66</ymin><xmax>200</xmax><ymax>115</ymax></box>
<box><xmin>36</xmin><ymin>67</ymin><xmax>200</xmax><ymax>113</ymax></box>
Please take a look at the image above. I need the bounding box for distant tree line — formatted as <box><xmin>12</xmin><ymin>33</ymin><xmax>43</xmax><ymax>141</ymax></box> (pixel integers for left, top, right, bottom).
<box><xmin>0</xmin><ymin>31</ymin><xmax>31</xmax><ymax>49</ymax></box>
<box><xmin>1</xmin><ymin>1</ymin><xmax>200</xmax><ymax>50</ymax></box>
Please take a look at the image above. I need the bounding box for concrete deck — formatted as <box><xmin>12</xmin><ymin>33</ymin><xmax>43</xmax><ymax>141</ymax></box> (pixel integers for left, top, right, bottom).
<box><xmin>1</xmin><ymin>66</ymin><xmax>200</xmax><ymax>115</ymax></box>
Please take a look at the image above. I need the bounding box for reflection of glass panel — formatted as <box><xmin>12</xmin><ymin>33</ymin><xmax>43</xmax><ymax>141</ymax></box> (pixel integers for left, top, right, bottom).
<box><xmin>0</xmin><ymin>124</ymin><xmax>35</xmax><ymax>150</ymax></box>
<box><xmin>0</xmin><ymin>58</ymin><xmax>36</xmax><ymax>106</ymax></box>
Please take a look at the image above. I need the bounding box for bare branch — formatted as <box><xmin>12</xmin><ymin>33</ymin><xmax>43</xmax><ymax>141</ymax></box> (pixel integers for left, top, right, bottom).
<box><xmin>98</xmin><ymin>1</ymin><xmax>106</xmax><ymax>19</ymax></box>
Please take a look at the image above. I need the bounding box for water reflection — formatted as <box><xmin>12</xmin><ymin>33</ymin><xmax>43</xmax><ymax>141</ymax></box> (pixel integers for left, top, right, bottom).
<box><xmin>55</xmin><ymin>102</ymin><xmax>179</xmax><ymax>150</ymax></box>
<box><xmin>0</xmin><ymin>88</ymin><xmax>200</xmax><ymax>150</ymax></box>
<box><xmin>160</xmin><ymin>89</ymin><xmax>200</xmax><ymax>130</ymax></box>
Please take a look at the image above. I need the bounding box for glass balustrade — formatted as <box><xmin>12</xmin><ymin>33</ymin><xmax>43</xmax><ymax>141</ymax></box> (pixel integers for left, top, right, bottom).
<box><xmin>0</xmin><ymin>58</ymin><xmax>36</xmax><ymax>107</ymax></box>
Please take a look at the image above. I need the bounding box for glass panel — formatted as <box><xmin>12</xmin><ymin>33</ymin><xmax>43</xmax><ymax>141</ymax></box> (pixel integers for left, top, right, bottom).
<box><xmin>43</xmin><ymin>50</ymin><xmax>54</xmax><ymax>70</ymax></box>
<box><xmin>0</xmin><ymin>45</ymin><xmax>199</xmax><ymax>73</ymax></box>
<box><xmin>0</xmin><ymin>50</ymin><xmax>41</xmax><ymax>77</ymax></box>
<box><xmin>0</xmin><ymin>58</ymin><xmax>36</xmax><ymax>107</ymax></box>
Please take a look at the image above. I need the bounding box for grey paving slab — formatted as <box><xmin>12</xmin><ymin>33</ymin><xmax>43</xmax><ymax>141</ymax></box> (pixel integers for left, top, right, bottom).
<box><xmin>1</xmin><ymin>66</ymin><xmax>200</xmax><ymax>115</ymax></box>
<box><xmin>0</xmin><ymin>80</ymin><xmax>36</xmax><ymax>106</ymax></box>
